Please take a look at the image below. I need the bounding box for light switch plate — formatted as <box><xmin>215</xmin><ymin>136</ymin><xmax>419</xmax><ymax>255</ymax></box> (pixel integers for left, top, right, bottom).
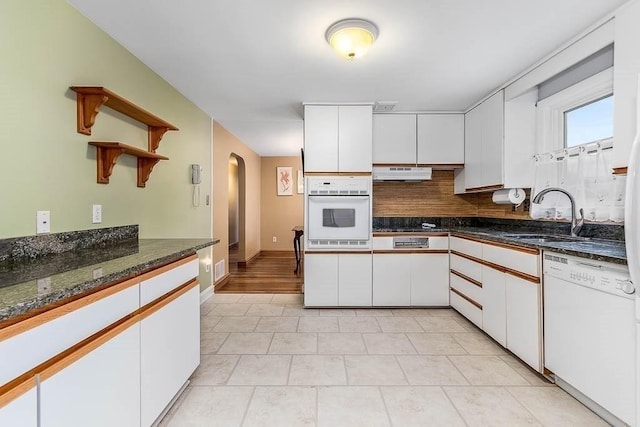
<box><xmin>36</xmin><ymin>211</ymin><xmax>50</xmax><ymax>234</ymax></box>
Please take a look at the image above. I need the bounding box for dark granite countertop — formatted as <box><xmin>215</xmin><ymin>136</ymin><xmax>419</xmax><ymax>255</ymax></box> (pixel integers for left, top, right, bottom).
<box><xmin>0</xmin><ymin>238</ymin><xmax>218</xmax><ymax>323</ymax></box>
<box><xmin>372</xmin><ymin>226</ymin><xmax>626</xmax><ymax>265</ymax></box>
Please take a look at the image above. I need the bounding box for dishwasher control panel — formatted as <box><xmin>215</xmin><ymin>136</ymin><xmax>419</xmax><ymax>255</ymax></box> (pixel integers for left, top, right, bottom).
<box><xmin>543</xmin><ymin>252</ymin><xmax>633</xmax><ymax>297</ymax></box>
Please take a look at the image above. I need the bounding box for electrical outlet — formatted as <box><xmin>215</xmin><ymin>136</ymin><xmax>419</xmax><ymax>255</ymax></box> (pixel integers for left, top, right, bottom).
<box><xmin>272</xmin><ymin>236</ymin><xmax>277</xmax><ymax>243</ymax></box>
<box><xmin>37</xmin><ymin>277</ymin><xmax>51</xmax><ymax>295</ymax></box>
<box><xmin>92</xmin><ymin>204</ymin><xmax>102</xmax><ymax>224</ymax></box>
<box><xmin>205</xmin><ymin>263</ymin><xmax>211</xmax><ymax>273</ymax></box>
<box><xmin>92</xmin><ymin>268</ymin><xmax>103</xmax><ymax>279</ymax></box>
<box><xmin>36</xmin><ymin>211</ymin><xmax>50</xmax><ymax>234</ymax></box>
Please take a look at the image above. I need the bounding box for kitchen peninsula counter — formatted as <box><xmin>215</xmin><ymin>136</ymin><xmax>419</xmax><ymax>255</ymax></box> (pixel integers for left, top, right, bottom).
<box><xmin>0</xmin><ymin>238</ymin><xmax>218</xmax><ymax>324</ymax></box>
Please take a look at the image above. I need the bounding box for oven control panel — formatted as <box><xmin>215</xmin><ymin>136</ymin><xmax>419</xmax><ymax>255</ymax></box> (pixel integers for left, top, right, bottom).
<box><xmin>306</xmin><ymin>176</ymin><xmax>371</xmax><ymax>195</ymax></box>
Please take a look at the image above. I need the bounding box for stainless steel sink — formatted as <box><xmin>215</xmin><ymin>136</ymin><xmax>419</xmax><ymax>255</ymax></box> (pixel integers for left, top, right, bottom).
<box><xmin>501</xmin><ymin>233</ymin><xmax>591</xmax><ymax>243</ymax></box>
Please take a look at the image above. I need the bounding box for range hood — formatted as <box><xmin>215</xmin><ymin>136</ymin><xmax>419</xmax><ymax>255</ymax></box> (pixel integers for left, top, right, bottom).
<box><xmin>372</xmin><ymin>166</ymin><xmax>433</xmax><ymax>182</ymax></box>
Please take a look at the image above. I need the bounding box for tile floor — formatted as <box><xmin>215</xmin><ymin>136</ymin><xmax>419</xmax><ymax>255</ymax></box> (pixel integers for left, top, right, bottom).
<box><xmin>160</xmin><ymin>293</ymin><xmax>608</xmax><ymax>427</ymax></box>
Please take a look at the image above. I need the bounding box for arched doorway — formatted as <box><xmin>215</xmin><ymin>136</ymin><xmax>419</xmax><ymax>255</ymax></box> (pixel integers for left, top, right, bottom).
<box><xmin>228</xmin><ymin>154</ymin><xmax>246</xmax><ymax>266</ymax></box>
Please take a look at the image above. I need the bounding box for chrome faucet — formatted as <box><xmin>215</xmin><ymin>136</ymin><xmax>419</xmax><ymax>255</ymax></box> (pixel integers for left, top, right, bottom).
<box><xmin>531</xmin><ymin>187</ymin><xmax>584</xmax><ymax>237</ymax></box>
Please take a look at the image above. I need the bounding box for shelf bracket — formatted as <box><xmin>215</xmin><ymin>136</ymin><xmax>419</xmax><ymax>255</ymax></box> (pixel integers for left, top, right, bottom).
<box><xmin>148</xmin><ymin>126</ymin><xmax>169</xmax><ymax>153</ymax></box>
<box><xmin>137</xmin><ymin>158</ymin><xmax>162</xmax><ymax>188</ymax></box>
<box><xmin>94</xmin><ymin>146</ymin><xmax>126</xmax><ymax>184</ymax></box>
<box><xmin>76</xmin><ymin>93</ymin><xmax>108</xmax><ymax>135</ymax></box>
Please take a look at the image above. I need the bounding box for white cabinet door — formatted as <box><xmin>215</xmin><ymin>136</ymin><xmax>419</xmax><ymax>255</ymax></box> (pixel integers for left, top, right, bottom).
<box><xmin>304</xmin><ymin>253</ymin><xmax>339</xmax><ymax>306</ymax></box>
<box><xmin>338</xmin><ymin>253</ymin><xmax>372</xmax><ymax>306</ymax></box>
<box><xmin>338</xmin><ymin>106</ymin><xmax>373</xmax><ymax>172</ymax></box>
<box><xmin>481</xmin><ymin>265</ymin><xmax>506</xmax><ymax>346</ymax></box>
<box><xmin>480</xmin><ymin>90</ymin><xmax>504</xmax><ymax>187</ymax></box>
<box><xmin>372</xmin><ymin>254</ymin><xmax>411</xmax><ymax>306</ymax></box>
<box><xmin>304</xmin><ymin>105</ymin><xmax>339</xmax><ymax>172</ymax></box>
<box><xmin>505</xmin><ymin>273</ymin><xmax>542</xmax><ymax>371</ymax></box>
<box><xmin>464</xmin><ymin>105</ymin><xmax>483</xmax><ymax>189</ymax></box>
<box><xmin>417</xmin><ymin>114</ymin><xmax>464</xmax><ymax>164</ymax></box>
<box><xmin>372</xmin><ymin>114</ymin><xmax>417</xmax><ymax>164</ymax></box>
<box><xmin>0</xmin><ymin>380</ymin><xmax>37</xmax><ymax>427</ymax></box>
<box><xmin>141</xmin><ymin>284</ymin><xmax>200</xmax><ymax>427</ymax></box>
<box><xmin>613</xmin><ymin>0</ymin><xmax>640</xmax><ymax>169</ymax></box>
<box><xmin>410</xmin><ymin>253</ymin><xmax>449</xmax><ymax>306</ymax></box>
<box><xmin>40</xmin><ymin>320</ymin><xmax>141</xmax><ymax>427</ymax></box>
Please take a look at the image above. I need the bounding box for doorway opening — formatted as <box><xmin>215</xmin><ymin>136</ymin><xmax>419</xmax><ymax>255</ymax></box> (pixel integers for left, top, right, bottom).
<box><xmin>228</xmin><ymin>154</ymin><xmax>246</xmax><ymax>267</ymax></box>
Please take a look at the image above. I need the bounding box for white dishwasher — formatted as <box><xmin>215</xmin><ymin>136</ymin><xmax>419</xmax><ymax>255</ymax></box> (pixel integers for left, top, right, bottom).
<box><xmin>544</xmin><ymin>252</ymin><xmax>636</xmax><ymax>426</ymax></box>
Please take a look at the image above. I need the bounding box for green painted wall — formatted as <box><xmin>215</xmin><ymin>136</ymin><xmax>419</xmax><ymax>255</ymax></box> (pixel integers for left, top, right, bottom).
<box><xmin>0</xmin><ymin>0</ymin><xmax>214</xmax><ymax>288</ymax></box>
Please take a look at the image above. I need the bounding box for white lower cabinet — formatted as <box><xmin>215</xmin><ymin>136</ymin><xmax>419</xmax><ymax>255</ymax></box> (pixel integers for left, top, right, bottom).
<box><xmin>481</xmin><ymin>265</ymin><xmax>507</xmax><ymax>347</ymax></box>
<box><xmin>141</xmin><ymin>284</ymin><xmax>200</xmax><ymax>426</ymax></box>
<box><xmin>373</xmin><ymin>254</ymin><xmax>411</xmax><ymax>306</ymax></box>
<box><xmin>40</xmin><ymin>320</ymin><xmax>141</xmax><ymax>427</ymax></box>
<box><xmin>505</xmin><ymin>273</ymin><xmax>542</xmax><ymax>371</ymax></box>
<box><xmin>304</xmin><ymin>253</ymin><xmax>339</xmax><ymax>306</ymax></box>
<box><xmin>0</xmin><ymin>380</ymin><xmax>37</xmax><ymax>427</ymax></box>
<box><xmin>372</xmin><ymin>252</ymin><xmax>449</xmax><ymax>306</ymax></box>
<box><xmin>410</xmin><ymin>253</ymin><xmax>449</xmax><ymax>306</ymax></box>
<box><xmin>304</xmin><ymin>253</ymin><xmax>372</xmax><ymax>307</ymax></box>
<box><xmin>338</xmin><ymin>254</ymin><xmax>372</xmax><ymax>306</ymax></box>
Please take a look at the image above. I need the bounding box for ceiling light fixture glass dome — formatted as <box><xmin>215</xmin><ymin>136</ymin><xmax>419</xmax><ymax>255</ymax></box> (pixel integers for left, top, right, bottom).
<box><xmin>325</xmin><ymin>18</ymin><xmax>379</xmax><ymax>60</ymax></box>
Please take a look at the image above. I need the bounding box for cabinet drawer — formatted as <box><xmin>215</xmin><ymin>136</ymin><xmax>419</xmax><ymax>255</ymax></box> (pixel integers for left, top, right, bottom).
<box><xmin>0</xmin><ymin>280</ymin><xmax>139</xmax><ymax>386</ymax></box>
<box><xmin>449</xmin><ymin>272</ymin><xmax>482</xmax><ymax>304</ymax></box>
<box><xmin>140</xmin><ymin>257</ymin><xmax>199</xmax><ymax>305</ymax></box>
<box><xmin>450</xmin><ymin>236</ymin><xmax>482</xmax><ymax>258</ymax></box>
<box><xmin>450</xmin><ymin>254</ymin><xmax>482</xmax><ymax>283</ymax></box>
<box><xmin>450</xmin><ymin>290</ymin><xmax>482</xmax><ymax>328</ymax></box>
<box><xmin>482</xmin><ymin>243</ymin><xmax>539</xmax><ymax>277</ymax></box>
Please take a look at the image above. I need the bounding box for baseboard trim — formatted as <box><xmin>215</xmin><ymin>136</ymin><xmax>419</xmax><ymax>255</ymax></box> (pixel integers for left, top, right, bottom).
<box><xmin>260</xmin><ymin>250</ymin><xmax>296</xmax><ymax>258</ymax></box>
<box><xmin>214</xmin><ymin>273</ymin><xmax>231</xmax><ymax>291</ymax></box>
<box><xmin>200</xmin><ymin>285</ymin><xmax>214</xmax><ymax>304</ymax></box>
<box><xmin>237</xmin><ymin>251</ymin><xmax>260</xmax><ymax>268</ymax></box>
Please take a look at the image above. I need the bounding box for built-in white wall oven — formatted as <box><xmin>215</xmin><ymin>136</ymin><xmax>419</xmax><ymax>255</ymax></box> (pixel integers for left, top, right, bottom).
<box><xmin>305</xmin><ymin>176</ymin><xmax>371</xmax><ymax>250</ymax></box>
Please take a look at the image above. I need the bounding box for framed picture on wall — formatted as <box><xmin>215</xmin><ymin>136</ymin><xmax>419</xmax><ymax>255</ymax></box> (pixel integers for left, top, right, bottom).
<box><xmin>297</xmin><ymin>170</ymin><xmax>304</xmax><ymax>194</ymax></box>
<box><xmin>277</xmin><ymin>166</ymin><xmax>293</xmax><ymax>196</ymax></box>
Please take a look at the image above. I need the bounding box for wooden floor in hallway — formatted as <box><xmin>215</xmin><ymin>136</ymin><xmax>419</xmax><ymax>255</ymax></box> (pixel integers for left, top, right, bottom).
<box><xmin>217</xmin><ymin>246</ymin><xmax>303</xmax><ymax>294</ymax></box>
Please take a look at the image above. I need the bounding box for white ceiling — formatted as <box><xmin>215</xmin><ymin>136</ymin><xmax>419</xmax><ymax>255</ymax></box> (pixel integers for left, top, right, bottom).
<box><xmin>68</xmin><ymin>0</ymin><xmax>627</xmax><ymax>156</ymax></box>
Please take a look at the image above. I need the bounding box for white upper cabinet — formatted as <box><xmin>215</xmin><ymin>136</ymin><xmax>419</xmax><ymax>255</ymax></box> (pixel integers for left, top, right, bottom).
<box><xmin>372</xmin><ymin>114</ymin><xmax>416</xmax><ymax>164</ymax></box>
<box><xmin>463</xmin><ymin>90</ymin><xmax>507</xmax><ymax>191</ymax></box>
<box><xmin>613</xmin><ymin>0</ymin><xmax>640</xmax><ymax>169</ymax></box>
<box><xmin>417</xmin><ymin>114</ymin><xmax>464</xmax><ymax>165</ymax></box>
<box><xmin>338</xmin><ymin>106</ymin><xmax>373</xmax><ymax>172</ymax></box>
<box><xmin>372</xmin><ymin>113</ymin><xmax>464</xmax><ymax>165</ymax></box>
<box><xmin>463</xmin><ymin>105</ymin><xmax>483</xmax><ymax>190</ymax></box>
<box><xmin>304</xmin><ymin>105</ymin><xmax>372</xmax><ymax>173</ymax></box>
<box><xmin>304</xmin><ymin>105</ymin><xmax>339</xmax><ymax>172</ymax></box>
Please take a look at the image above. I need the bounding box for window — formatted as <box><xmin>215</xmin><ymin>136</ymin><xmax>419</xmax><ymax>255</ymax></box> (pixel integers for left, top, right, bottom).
<box><xmin>564</xmin><ymin>94</ymin><xmax>613</xmax><ymax>148</ymax></box>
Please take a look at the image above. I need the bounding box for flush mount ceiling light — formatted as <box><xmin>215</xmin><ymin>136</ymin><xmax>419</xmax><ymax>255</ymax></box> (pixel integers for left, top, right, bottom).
<box><xmin>325</xmin><ymin>18</ymin><xmax>379</xmax><ymax>60</ymax></box>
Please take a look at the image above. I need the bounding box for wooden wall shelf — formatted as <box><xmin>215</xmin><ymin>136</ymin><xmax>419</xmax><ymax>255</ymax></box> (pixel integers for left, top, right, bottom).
<box><xmin>71</xmin><ymin>86</ymin><xmax>179</xmax><ymax>152</ymax></box>
<box><xmin>89</xmin><ymin>142</ymin><xmax>169</xmax><ymax>188</ymax></box>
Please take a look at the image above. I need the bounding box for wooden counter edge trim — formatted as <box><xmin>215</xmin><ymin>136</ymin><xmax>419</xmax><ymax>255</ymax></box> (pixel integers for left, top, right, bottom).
<box><xmin>373</xmin><ymin>250</ymin><xmax>449</xmax><ymax>254</ymax></box>
<box><xmin>0</xmin><ymin>376</ymin><xmax>36</xmax><ymax>409</ymax></box>
<box><xmin>372</xmin><ymin>232</ymin><xmax>449</xmax><ymax>237</ymax></box>
<box><xmin>505</xmin><ymin>269</ymin><xmax>541</xmax><ymax>284</ymax></box>
<box><xmin>38</xmin><ymin>313</ymin><xmax>141</xmax><ymax>383</ymax></box>
<box><xmin>0</xmin><ymin>276</ymin><xmax>140</xmax><ymax>343</ymax></box>
<box><xmin>450</xmin><ymin>250</ymin><xmax>483</xmax><ymax>265</ymax></box>
<box><xmin>451</xmin><ymin>234</ymin><xmax>540</xmax><ymax>255</ymax></box>
<box><xmin>304</xmin><ymin>251</ymin><xmax>372</xmax><ymax>255</ymax></box>
<box><xmin>450</xmin><ymin>269</ymin><xmax>482</xmax><ymax>288</ymax></box>
<box><xmin>613</xmin><ymin>167</ymin><xmax>627</xmax><ymax>175</ymax></box>
<box><xmin>465</xmin><ymin>184</ymin><xmax>504</xmax><ymax>192</ymax></box>
<box><xmin>139</xmin><ymin>278</ymin><xmax>199</xmax><ymax>320</ymax></box>
<box><xmin>137</xmin><ymin>253</ymin><xmax>198</xmax><ymax>282</ymax></box>
<box><xmin>450</xmin><ymin>288</ymin><xmax>483</xmax><ymax>310</ymax></box>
